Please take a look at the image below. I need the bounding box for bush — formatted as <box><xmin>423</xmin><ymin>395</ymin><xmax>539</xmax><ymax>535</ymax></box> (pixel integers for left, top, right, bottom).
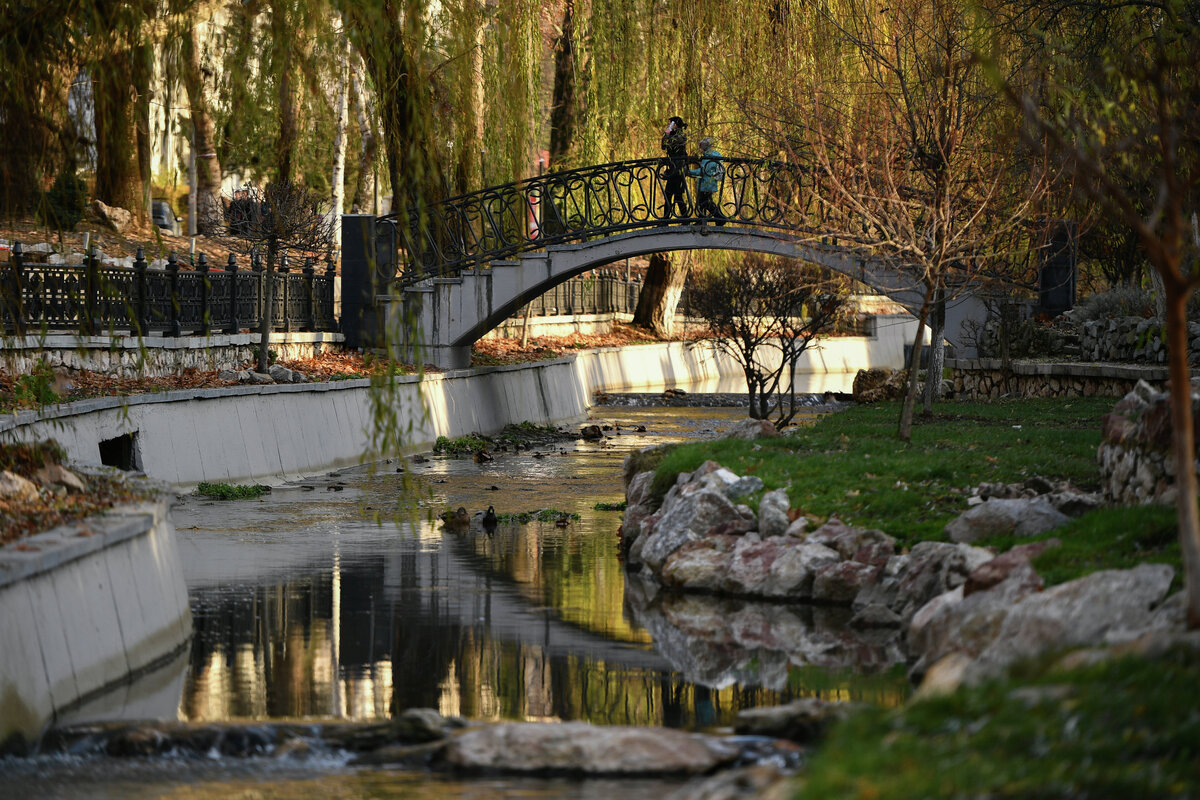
<box><xmin>1072</xmin><ymin>286</ymin><xmax>1154</xmax><ymax>322</ymax></box>
<box><xmin>13</xmin><ymin>358</ymin><xmax>60</xmax><ymax>407</ymax></box>
<box><xmin>38</xmin><ymin>170</ymin><xmax>88</xmax><ymax>230</ymax></box>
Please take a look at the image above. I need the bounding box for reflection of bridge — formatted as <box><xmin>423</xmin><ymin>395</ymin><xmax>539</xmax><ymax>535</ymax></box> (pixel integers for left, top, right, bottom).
<box><xmin>341</xmin><ymin>157</ymin><xmax>987</xmax><ymax>368</ymax></box>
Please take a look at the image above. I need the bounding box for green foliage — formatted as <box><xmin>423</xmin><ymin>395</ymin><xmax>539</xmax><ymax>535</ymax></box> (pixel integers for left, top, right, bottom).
<box><xmin>251</xmin><ymin>348</ymin><xmax>279</xmax><ymax>366</ymax></box>
<box><xmin>1074</xmin><ymin>286</ymin><xmax>1155</xmax><ymax>321</ymax></box>
<box><xmin>433</xmin><ymin>433</ymin><xmax>491</xmax><ymax>456</ymax></box>
<box><xmin>0</xmin><ymin>439</ymin><xmax>66</xmax><ymax>476</ymax></box>
<box><xmin>38</xmin><ymin>170</ymin><xmax>88</xmax><ymax>230</ymax></box>
<box><xmin>13</xmin><ymin>358</ymin><xmax>60</xmax><ymax>407</ymax></box>
<box><xmin>799</xmin><ymin>647</ymin><xmax>1200</xmax><ymax>798</ymax></box>
<box><xmin>978</xmin><ymin>504</ymin><xmax>1180</xmax><ymax>588</ymax></box>
<box><xmin>497</xmin><ymin>508</ymin><xmax>581</xmax><ymax>524</ymax></box>
<box><xmin>196</xmin><ymin>482</ymin><xmax>271</xmax><ymax>500</ymax></box>
<box><xmin>651</xmin><ymin>399</ymin><xmax>1111</xmax><ymax>547</ymax></box>
<box><xmin>593</xmin><ymin>501</ymin><xmax>626</xmax><ymax>511</ymax></box>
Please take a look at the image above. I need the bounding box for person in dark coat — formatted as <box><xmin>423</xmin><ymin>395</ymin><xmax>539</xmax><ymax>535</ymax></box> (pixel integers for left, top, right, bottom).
<box><xmin>660</xmin><ymin>116</ymin><xmax>690</xmax><ymax>218</ymax></box>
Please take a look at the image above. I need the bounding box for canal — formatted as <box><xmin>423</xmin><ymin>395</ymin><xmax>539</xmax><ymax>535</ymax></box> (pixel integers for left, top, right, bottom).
<box><xmin>4</xmin><ymin>397</ymin><xmax>909</xmax><ymax>798</ymax></box>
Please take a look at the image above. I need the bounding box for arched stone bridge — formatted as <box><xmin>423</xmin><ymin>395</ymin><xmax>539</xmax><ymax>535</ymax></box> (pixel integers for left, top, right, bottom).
<box><xmin>341</xmin><ymin>157</ymin><xmax>989</xmax><ymax>368</ymax></box>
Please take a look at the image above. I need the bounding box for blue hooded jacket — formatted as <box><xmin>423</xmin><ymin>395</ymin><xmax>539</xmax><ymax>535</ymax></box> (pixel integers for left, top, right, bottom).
<box><xmin>689</xmin><ymin>147</ymin><xmax>724</xmax><ymax>194</ymax></box>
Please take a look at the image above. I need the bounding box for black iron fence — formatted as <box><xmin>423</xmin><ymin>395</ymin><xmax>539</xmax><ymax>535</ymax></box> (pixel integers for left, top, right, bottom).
<box><xmin>1</xmin><ymin>243</ymin><xmax>337</xmax><ymax>337</ymax></box>
<box><xmin>519</xmin><ymin>269</ymin><xmax>640</xmax><ymax>318</ymax></box>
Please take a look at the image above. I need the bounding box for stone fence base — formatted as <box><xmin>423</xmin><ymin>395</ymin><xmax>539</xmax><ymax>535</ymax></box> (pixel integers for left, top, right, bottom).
<box><xmin>1</xmin><ymin>332</ymin><xmax>345</xmax><ymax>379</ymax></box>
<box><xmin>948</xmin><ymin>359</ymin><xmax>1168</xmax><ymax>399</ymax></box>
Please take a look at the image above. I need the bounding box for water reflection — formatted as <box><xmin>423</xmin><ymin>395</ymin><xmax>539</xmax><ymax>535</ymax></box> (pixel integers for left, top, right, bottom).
<box><xmin>175</xmin><ymin>404</ymin><xmax>908</xmax><ymax>731</ymax></box>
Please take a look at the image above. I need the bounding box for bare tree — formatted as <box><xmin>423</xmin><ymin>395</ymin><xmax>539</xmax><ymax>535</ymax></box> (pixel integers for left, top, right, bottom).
<box><xmin>1001</xmin><ymin>0</ymin><xmax>1200</xmax><ymax>627</ymax></box>
<box><xmin>214</xmin><ymin>181</ymin><xmax>335</xmax><ymax>373</ymax></box>
<box><xmin>690</xmin><ymin>256</ymin><xmax>849</xmax><ymax>425</ymax></box>
<box><xmin>742</xmin><ymin>0</ymin><xmax>1052</xmax><ymax>440</ymax></box>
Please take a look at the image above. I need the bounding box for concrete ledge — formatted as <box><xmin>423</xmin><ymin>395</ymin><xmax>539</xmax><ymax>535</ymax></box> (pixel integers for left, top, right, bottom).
<box><xmin>0</xmin><ymin>498</ymin><xmax>192</xmax><ymax>751</ymax></box>
<box><xmin>2</xmin><ymin>329</ymin><xmax>911</xmax><ymax>486</ymax></box>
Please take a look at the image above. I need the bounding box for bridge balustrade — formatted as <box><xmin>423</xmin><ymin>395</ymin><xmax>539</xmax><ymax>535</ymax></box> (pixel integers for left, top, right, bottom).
<box><xmin>380</xmin><ymin>157</ymin><xmax>826</xmax><ymax>284</ymax></box>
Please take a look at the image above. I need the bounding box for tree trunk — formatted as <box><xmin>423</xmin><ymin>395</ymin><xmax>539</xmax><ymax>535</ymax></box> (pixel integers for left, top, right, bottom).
<box><xmin>94</xmin><ymin>46</ymin><xmax>150</xmax><ymax>223</ymax></box>
<box><xmin>632</xmin><ymin>252</ymin><xmax>686</xmax><ymax>336</ymax></box>
<box><xmin>548</xmin><ymin>0</ymin><xmax>579</xmax><ymax>168</ymax></box>
<box><xmin>922</xmin><ymin>291</ymin><xmax>946</xmax><ymax>415</ymax></box>
<box><xmin>271</xmin><ymin>0</ymin><xmax>299</xmax><ymax>185</ymax></box>
<box><xmin>182</xmin><ymin>21</ymin><xmax>223</xmax><ymax>232</ymax></box>
<box><xmin>330</xmin><ymin>25</ymin><xmax>350</xmax><ymax>258</ymax></box>
<box><xmin>349</xmin><ymin>71</ymin><xmax>377</xmax><ymax>213</ymax></box>
<box><xmin>259</xmin><ymin>241</ymin><xmax>278</xmax><ymax>373</ymax></box>
<box><xmin>1164</xmin><ymin>286</ymin><xmax>1200</xmax><ymax>628</ymax></box>
<box><xmin>898</xmin><ymin>291</ymin><xmax>932</xmax><ymax>442</ymax></box>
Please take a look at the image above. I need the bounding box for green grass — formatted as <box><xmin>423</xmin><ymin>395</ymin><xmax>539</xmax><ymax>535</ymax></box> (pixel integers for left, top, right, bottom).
<box><xmin>797</xmin><ymin>646</ymin><xmax>1200</xmax><ymax>798</ymax></box>
<box><xmin>652</xmin><ymin>398</ymin><xmax>1117</xmax><ymax>547</ymax></box>
<box><xmin>196</xmin><ymin>482</ymin><xmax>271</xmax><ymax>500</ymax></box>
<box><xmin>593</xmin><ymin>501</ymin><xmax>626</xmax><ymax>511</ymax></box>
<box><xmin>497</xmin><ymin>508</ymin><xmax>582</xmax><ymax>524</ymax></box>
<box><xmin>433</xmin><ymin>433</ymin><xmax>491</xmax><ymax>456</ymax></box>
<box><xmin>979</xmin><ymin>504</ymin><xmax>1181</xmax><ymax>588</ymax></box>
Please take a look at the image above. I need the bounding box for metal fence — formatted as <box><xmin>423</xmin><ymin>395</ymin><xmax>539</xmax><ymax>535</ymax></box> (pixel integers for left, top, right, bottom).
<box><xmin>0</xmin><ymin>243</ymin><xmax>337</xmax><ymax>337</ymax></box>
<box><xmin>519</xmin><ymin>269</ymin><xmax>640</xmax><ymax>318</ymax></box>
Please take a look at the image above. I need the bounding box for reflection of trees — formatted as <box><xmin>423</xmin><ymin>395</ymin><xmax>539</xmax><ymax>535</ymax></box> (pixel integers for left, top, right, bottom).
<box><xmin>182</xmin><ymin>520</ymin><xmax>905</xmax><ymax>728</ymax></box>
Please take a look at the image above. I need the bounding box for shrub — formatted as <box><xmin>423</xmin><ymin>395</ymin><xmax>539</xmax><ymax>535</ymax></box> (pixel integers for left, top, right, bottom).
<box><xmin>196</xmin><ymin>482</ymin><xmax>271</xmax><ymax>500</ymax></box>
<box><xmin>14</xmin><ymin>358</ymin><xmax>60</xmax><ymax>407</ymax></box>
<box><xmin>38</xmin><ymin>170</ymin><xmax>88</xmax><ymax>230</ymax></box>
<box><xmin>1072</xmin><ymin>286</ymin><xmax>1154</xmax><ymax>322</ymax></box>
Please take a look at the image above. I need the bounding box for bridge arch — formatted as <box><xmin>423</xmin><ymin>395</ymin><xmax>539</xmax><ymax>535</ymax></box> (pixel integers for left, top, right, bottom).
<box><xmin>390</xmin><ymin>224</ymin><xmax>984</xmax><ymax>369</ymax></box>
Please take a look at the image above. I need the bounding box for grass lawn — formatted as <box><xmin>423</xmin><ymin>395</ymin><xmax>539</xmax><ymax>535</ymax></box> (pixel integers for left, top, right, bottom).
<box><xmin>650</xmin><ymin>397</ymin><xmax>1181</xmax><ymax>584</ymax></box>
<box><xmin>795</xmin><ymin>646</ymin><xmax>1200</xmax><ymax>798</ymax></box>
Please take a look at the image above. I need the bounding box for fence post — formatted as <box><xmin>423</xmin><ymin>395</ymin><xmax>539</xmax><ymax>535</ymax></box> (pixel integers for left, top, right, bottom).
<box><xmin>279</xmin><ymin>251</ymin><xmax>291</xmax><ymax>332</ymax></box>
<box><xmin>251</xmin><ymin>249</ymin><xmax>263</xmax><ymax>332</ymax></box>
<box><xmin>226</xmin><ymin>254</ymin><xmax>240</xmax><ymax>334</ymax></box>
<box><xmin>167</xmin><ymin>251</ymin><xmax>182</xmax><ymax>337</ymax></box>
<box><xmin>85</xmin><ymin>244</ymin><xmax>99</xmax><ymax>335</ymax></box>
<box><xmin>133</xmin><ymin>246</ymin><xmax>147</xmax><ymax>336</ymax></box>
<box><xmin>197</xmin><ymin>252</ymin><xmax>210</xmax><ymax>336</ymax></box>
<box><xmin>304</xmin><ymin>256</ymin><xmax>316</xmax><ymax>331</ymax></box>
<box><xmin>9</xmin><ymin>241</ymin><xmax>26</xmax><ymax>337</ymax></box>
<box><xmin>324</xmin><ymin>252</ymin><xmax>337</xmax><ymax>331</ymax></box>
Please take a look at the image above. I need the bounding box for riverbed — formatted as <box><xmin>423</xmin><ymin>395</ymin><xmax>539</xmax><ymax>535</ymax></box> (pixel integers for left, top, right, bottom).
<box><xmin>4</xmin><ymin>399</ymin><xmax>909</xmax><ymax>798</ymax></box>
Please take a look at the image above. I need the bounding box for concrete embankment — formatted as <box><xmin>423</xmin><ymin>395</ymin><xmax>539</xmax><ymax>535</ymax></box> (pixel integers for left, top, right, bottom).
<box><xmin>0</xmin><ymin>499</ymin><xmax>192</xmax><ymax>751</ymax></box>
<box><xmin>1</xmin><ymin>326</ymin><xmax>912</xmax><ymax>487</ymax></box>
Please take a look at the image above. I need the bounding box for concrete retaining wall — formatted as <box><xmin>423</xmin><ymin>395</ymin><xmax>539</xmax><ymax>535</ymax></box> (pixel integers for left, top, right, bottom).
<box><xmin>0</xmin><ymin>500</ymin><xmax>192</xmax><ymax>751</ymax></box>
<box><xmin>1</xmin><ymin>331</ymin><xmax>345</xmax><ymax>378</ymax></box>
<box><xmin>2</xmin><ymin>321</ymin><xmax>913</xmax><ymax>487</ymax></box>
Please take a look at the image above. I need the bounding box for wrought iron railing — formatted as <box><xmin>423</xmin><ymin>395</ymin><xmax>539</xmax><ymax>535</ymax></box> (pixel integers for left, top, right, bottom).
<box><xmin>382</xmin><ymin>157</ymin><xmax>825</xmax><ymax>284</ymax></box>
<box><xmin>0</xmin><ymin>244</ymin><xmax>337</xmax><ymax>337</ymax></box>
<box><xmin>519</xmin><ymin>269</ymin><xmax>640</xmax><ymax>318</ymax></box>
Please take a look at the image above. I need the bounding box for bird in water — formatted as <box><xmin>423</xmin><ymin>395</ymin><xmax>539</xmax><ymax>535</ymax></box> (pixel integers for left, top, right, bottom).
<box><xmin>438</xmin><ymin>506</ymin><xmax>470</xmax><ymax>530</ymax></box>
<box><xmin>480</xmin><ymin>505</ymin><xmax>499</xmax><ymax>536</ymax></box>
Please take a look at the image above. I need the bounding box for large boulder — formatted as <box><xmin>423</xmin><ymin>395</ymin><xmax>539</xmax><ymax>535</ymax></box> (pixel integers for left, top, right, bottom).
<box><xmin>944</xmin><ymin>497</ymin><xmax>1071</xmax><ymax>543</ymax></box>
<box><xmin>638</xmin><ymin>485</ymin><xmax>748</xmax><ymax>570</ymax></box>
<box><xmin>909</xmin><ymin>563</ymin><xmax>1178</xmax><ymax>685</ymax></box>
<box><xmin>879</xmin><ymin>541</ymin><xmax>994</xmax><ymax>623</ymax></box>
<box><xmin>734</xmin><ymin>698</ymin><xmax>863</xmax><ymax>744</ymax></box>
<box><xmin>758</xmin><ymin>489</ymin><xmax>791</xmax><ymax>537</ymax></box>
<box><xmin>725</xmin><ymin>535</ymin><xmax>840</xmax><ymax>598</ymax></box>
<box><xmin>92</xmin><ymin>200</ymin><xmax>132</xmax><ymax>233</ymax></box>
<box><xmin>0</xmin><ymin>470</ymin><xmax>41</xmax><ymax>502</ymax></box>
<box><xmin>439</xmin><ymin>722</ymin><xmax>740</xmax><ymax>775</ymax></box>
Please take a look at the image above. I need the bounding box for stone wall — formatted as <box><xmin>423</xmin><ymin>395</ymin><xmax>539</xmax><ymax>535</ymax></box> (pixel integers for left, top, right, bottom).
<box><xmin>948</xmin><ymin>359</ymin><xmax>1167</xmax><ymax>400</ymax></box>
<box><xmin>1097</xmin><ymin>379</ymin><xmax>1200</xmax><ymax>505</ymax></box>
<box><xmin>1078</xmin><ymin>316</ymin><xmax>1200</xmax><ymax>365</ymax></box>
<box><xmin>0</xmin><ymin>498</ymin><xmax>192</xmax><ymax>751</ymax></box>
<box><xmin>1</xmin><ymin>332</ymin><xmax>345</xmax><ymax>379</ymax></box>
